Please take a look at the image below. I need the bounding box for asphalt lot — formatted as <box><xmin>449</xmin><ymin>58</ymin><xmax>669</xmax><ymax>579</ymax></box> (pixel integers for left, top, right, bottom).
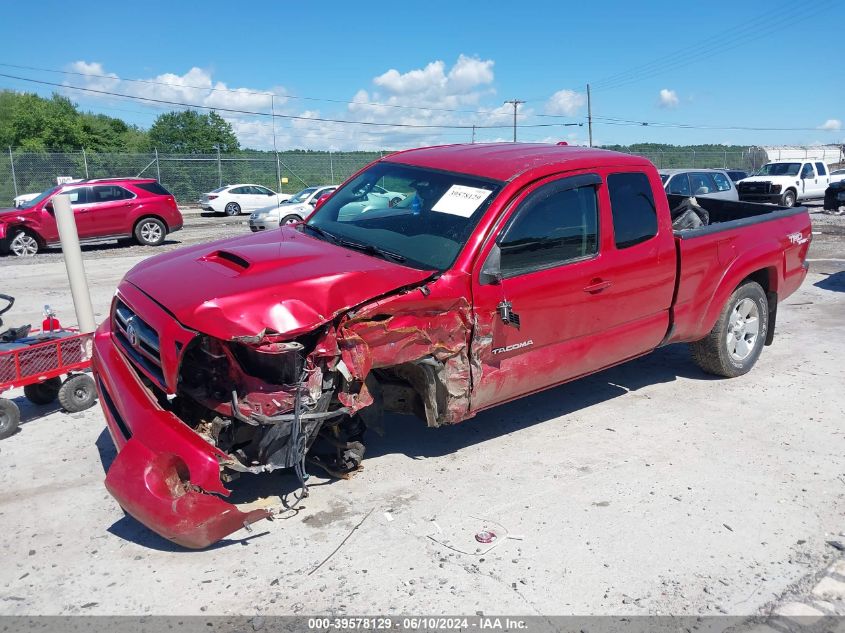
<box><xmin>0</xmin><ymin>204</ymin><xmax>843</xmax><ymax>618</ymax></box>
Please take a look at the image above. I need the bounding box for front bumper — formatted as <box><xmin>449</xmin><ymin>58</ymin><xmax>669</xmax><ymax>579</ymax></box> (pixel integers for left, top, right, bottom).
<box><xmin>92</xmin><ymin>318</ymin><xmax>270</xmax><ymax>549</ymax></box>
<box><xmin>248</xmin><ymin>216</ymin><xmax>277</xmax><ymax>232</ymax></box>
<box><xmin>738</xmin><ymin>192</ymin><xmax>782</xmax><ymax>204</ymax></box>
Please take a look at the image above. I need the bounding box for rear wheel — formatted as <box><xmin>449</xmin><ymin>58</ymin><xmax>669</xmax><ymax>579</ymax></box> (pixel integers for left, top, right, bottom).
<box><xmin>9</xmin><ymin>230</ymin><xmax>39</xmax><ymax>257</ymax></box>
<box><xmin>134</xmin><ymin>217</ymin><xmax>166</xmax><ymax>246</ymax></box>
<box><xmin>781</xmin><ymin>189</ymin><xmax>796</xmax><ymax>207</ymax></box>
<box><xmin>58</xmin><ymin>374</ymin><xmax>97</xmax><ymax>413</ymax></box>
<box><xmin>224</xmin><ymin>202</ymin><xmax>241</xmax><ymax>216</ymax></box>
<box><xmin>0</xmin><ymin>398</ymin><xmax>20</xmax><ymax>440</ymax></box>
<box><xmin>23</xmin><ymin>377</ymin><xmax>61</xmax><ymax>405</ymax></box>
<box><xmin>280</xmin><ymin>213</ymin><xmax>302</xmax><ymax>226</ymax></box>
<box><xmin>690</xmin><ymin>281</ymin><xmax>769</xmax><ymax>378</ymax></box>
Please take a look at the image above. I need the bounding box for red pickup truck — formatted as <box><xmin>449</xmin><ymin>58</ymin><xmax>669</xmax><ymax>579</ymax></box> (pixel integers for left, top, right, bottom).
<box><xmin>92</xmin><ymin>144</ymin><xmax>811</xmax><ymax>548</ymax></box>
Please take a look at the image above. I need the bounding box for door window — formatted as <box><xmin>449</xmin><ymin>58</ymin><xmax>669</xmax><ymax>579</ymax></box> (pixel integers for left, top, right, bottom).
<box><xmin>711</xmin><ymin>172</ymin><xmax>732</xmax><ymax>191</ymax></box>
<box><xmin>499</xmin><ymin>181</ymin><xmax>599</xmax><ymax>276</ymax></box>
<box><xmin>815</xmin><ymin>162</ymin><xmax>827</xmax><ymax>176</ymax></box>
<box><xmin>230</xmin><ymin>186</ymin><xmax>249</xmax><ymax>195</ymax></box>
<box><xmin>607</xmin><ymin>173</ymin><xmax>658</xmax><ymax>249</ymax></box>
<box><xmin>667</xmin><ymin>174</ymin><xmax>691</xmax><ymax>195</ymax></box>
<box><xmin>689</xmin><ymin>172</ymin><xmax>717</xmax><ymax>195</ymax></box>
<box><xmin>800</xmin><ymin>164</ymin><xmax>815</xmax><ymax>179</ymax></box>
<box><xmin>63</xmin><ymin>187</ymin><xmax>90</xmax><ymax>205</ymax></box>
<box><xmin>91</xmin><ymin>185</ymin><xmax>134</xmax><ymax>203</ymax></box>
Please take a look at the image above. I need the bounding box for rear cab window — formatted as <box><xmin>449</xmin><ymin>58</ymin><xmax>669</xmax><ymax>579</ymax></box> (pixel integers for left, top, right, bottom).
<box><xmin>815</xmin><ymin>162</ymin><xmax>827</xmax><ymax>176</ymax></box>
<box><xmin>607</xmin><ymin>172</ymin><xmax>658</xmax><ymax>249</ymax></box>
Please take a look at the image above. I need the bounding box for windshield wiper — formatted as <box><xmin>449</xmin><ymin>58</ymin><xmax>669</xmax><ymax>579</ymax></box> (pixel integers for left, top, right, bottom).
<box><xmin>302</xmin><ymin>223</ymin><xmax>339</xmax><ymax>243</ymax></box>
<box><xmin>337</xmin><ymin>238</ymin><xmax>406</xmax><ymax>263</ymax></box>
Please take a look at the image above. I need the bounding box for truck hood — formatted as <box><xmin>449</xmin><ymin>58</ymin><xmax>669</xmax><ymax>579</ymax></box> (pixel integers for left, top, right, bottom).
<box><xmin>739</xmin><ymin>176</ymin><xmax>796</xmax><ymax>184</ymax></box>
<box><xmin>123</xmin><ymin>227</ymin><xmax>434</xmax><ymax>341</ymax></box>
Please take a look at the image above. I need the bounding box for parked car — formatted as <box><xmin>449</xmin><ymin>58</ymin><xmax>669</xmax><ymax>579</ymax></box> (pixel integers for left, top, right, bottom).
<box><xmin>725</xmin><ymin>169</ymin><xmax>749</xmax><ymax>183</ymax></box>
<box><xmin>92</xmin><ymin>143</ymin><xmax>811</xmax><ymax>548</ymax></box>
<box><xmin>13</xmin><ymin>193</ymin><xmax>39</xmax><ymax>208</ymax></box>
<box><xmin>199</xmin><ymin>184</ymin><xmax>291</xmax><ymax>216</ymax></box>
<box><xmin>248</xmin><ymin>185</ymin><xmax>337</xmax><ymax>231</ymax></box>
<box><xmin>736</xmin><ymin>161</ymin><xmax>831</xmax><ymax>207</ymax></box>
<box><xmin>823</xmin><ymin>180</ymin><xmax>845</xmax><ymax>215</ymax></box>
<box><xmin>658</xmin><ymin>169</ymin><xmax>739</xmax><ymax>201</ymax></box>
<box><xmin>829</xmin><ymin>168</ymin><xmax>845</xmax><ymax>184</ymax></box>
<box><xmin>0</xmin><ymin>178</ymin><xmax>183</xmax><ymax>257</ymax></box>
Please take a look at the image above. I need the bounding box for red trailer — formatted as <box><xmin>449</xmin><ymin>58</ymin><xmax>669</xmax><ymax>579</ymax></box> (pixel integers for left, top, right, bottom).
<box><xmin>0</xmin><ymin>295</ymin><xmax>96</xmax><ymax>440</ymax></box>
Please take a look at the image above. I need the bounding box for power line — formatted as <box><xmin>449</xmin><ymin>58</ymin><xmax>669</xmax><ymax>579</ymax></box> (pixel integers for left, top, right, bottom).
<box><xmin>591</xmin><ymin>115</ymin><xmax>838</xmax><ymax>132</ymax></box>
<box><xmin>591</xmin><ymin>0</ymin><xmax>834</xmax><ymax>92</ymax></box>
<box><xmin>0</xmin><ymin>72</ymin><xmax>582</xmax><ymax>131</ymax></box>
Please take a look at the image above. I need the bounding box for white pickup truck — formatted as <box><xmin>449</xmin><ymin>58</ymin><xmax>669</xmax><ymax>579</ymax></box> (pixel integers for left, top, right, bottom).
<box><xmin>736</xmin><ymin>160</ymin><xmax>831</xmax><ymax>207</ymax></box>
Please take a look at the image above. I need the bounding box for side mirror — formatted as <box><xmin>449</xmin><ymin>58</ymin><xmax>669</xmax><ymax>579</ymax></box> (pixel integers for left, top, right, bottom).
<box><xmin>479</xmin><ymin>244</ymin><xmax>503</xmax><ymax>286</ymax></box>
<box><xmin>45</xmin><ymin>201</ymin><xmax>54</xmax><ymax>213</ymax></box>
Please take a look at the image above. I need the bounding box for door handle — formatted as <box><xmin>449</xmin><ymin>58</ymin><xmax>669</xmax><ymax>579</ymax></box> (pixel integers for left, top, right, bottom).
<box><xmin>583</xmin><ymin>279</ymin><xmax>612</xmax><ymax>294</ymax></box>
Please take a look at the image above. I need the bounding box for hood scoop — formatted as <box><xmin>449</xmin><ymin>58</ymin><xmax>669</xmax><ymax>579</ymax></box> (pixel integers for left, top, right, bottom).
<box><xmin>201</xmin><ymin>250</ymin><xmax>251</xmax><ymax>272</ymax></box>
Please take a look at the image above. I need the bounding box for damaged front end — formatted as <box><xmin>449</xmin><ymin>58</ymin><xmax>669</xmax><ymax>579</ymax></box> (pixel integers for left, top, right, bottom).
<box><xmin>94</xmin><ymin>274</ymin><xmax>474</xmax><ymax>549</ymax></box>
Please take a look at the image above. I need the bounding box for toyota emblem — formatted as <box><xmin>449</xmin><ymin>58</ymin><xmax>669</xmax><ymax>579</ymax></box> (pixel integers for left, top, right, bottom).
<box><xmin>126</xmin><ymin>322</ymin><xmax>139</xmax><ymax>348</ymax></box>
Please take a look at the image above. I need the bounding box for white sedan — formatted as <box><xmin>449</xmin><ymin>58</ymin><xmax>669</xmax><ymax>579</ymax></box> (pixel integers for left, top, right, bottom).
<box><xmin>199</xmin><ymin>184</ymin><xmax>292</xmax><ymax>216</ymax></box>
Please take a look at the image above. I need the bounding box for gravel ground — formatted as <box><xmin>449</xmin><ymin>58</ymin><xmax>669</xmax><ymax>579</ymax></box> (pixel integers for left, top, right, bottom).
<box><xmin>0</xmin><ymin>203</ymin><xmax>843</xmax><ymax>617</ymax></box>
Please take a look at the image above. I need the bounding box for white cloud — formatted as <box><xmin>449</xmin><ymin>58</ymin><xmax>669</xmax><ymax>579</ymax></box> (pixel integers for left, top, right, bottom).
<box><xmin>63</xmin><ymin>56</ymin><xmax>581</xmax><ymax>152</ymax></box>
<box><xmin>66</xmin><ymin>61</ymin><xmax>284</xmax><ymax>113</ymax></box>
<box><xmin>544</xmin><ymin>89</ymin><xmax>586</xmax><ymax>116</ymax></box>
<box><xmin>818</xmin><ymin>119</ymin><xmax>842</xmax><ymax>131</ymax></box>
<box><xmin>658</xmin><ymin>88</ymin><xmax>679</xmax><ymax>109</ymax></box>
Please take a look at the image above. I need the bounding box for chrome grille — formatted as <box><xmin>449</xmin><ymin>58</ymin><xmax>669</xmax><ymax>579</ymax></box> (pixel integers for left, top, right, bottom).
<box><xmin>113</xmin><ymin>299</ymin><xmax>164</xmax><ymax>385</ymax></box>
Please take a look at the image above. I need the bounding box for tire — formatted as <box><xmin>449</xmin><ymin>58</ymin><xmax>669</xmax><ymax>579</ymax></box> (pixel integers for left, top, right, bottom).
<box><xmin>23</xmin><ymin>377</ymin><xmax>62</xmax><ymax>405</ymax></box>
<box><xmin>58</xmin><ymin>374</ymin><xmax>97</xmax><ymax>413</ymax></box>
<box><xmin>0</xmin><ymin>398</ymin><xmax>20</xmax><ymax>440</ymax></box>
<box><xmin>690</xmin><ymin>281</ymin><xmax>769</xmax><ymax>378</ymax></box>
<box><xmin>781</xmin><ymin>189</ymin><xmax>796</xmax><ymax>207</ymax></box>
<box><xmin>224</xmin><ymin>202</ymin><xmax>241</xmax><ymax>216</ymax></box>
<box><xmin>279</xmin><ymin>213</ymin><xmax>302</xmax><ymax>226</ymax></box>
<box><xmin>389</xmin><ymin>196</ymin><xmax>402</xmax><ymax>207</ymax></box>
<box><xmin>134</xmin><ymin>217</ymin><xmax>166</xmax><ymax>247</ymax></box>
<box><xmin>8</xmin><ymin>230</ymin><xmax>39</xmax><ymax>257</ymax></box>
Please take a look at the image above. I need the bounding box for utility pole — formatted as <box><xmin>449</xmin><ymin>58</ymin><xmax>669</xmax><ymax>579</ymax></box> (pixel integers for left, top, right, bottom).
<box><xmin>587</xmin><ymin>83</ymin><xmax>593</xmax><ymax>148</ymax></box>
<box><xmin>471</xmin><ymin>125</ymin><xmax>476</xmax><ymax>144</ymax></box>
<box><xmin>271</xmin><ymin>94</ymin><xmax>282</xmax><ymax>192</ymax></box>
<box><xmin>503</xmin><ymin>99</ymin><xmax>524</xmax><ymax>143</ymax></box>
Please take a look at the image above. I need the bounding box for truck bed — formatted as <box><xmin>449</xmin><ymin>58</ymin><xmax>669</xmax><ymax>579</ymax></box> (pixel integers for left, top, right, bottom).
<box><xmin>665</xmin><ymin>194</ymin><xmax>811</xmax><ymax>344</ymax></box>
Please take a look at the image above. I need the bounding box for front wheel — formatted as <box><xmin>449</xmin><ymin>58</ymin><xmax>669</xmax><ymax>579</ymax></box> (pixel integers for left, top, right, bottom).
<box><xmin>224</xmin><ymin>202</ymin><xmax>241</xmax><ymax>216</ymax></box>
<box><xmin>690</xmin><ymin>281</ymin><xmax>769</xmax><ymax>378</ymax></box>
<box><xmin>134</xmin><ymin>217</ymin><xmax>166</xmax><ymax>246</ymax></box>
<box><xmin>58</xmin><ymin>374</ymin><xmax>97</xmax><ymax>413</ymax></box>
<box><xmin>8</xmin><ymin>230</ymin><xmax>39</xmax><ymax>257</ymax></box>
<box><xmin>279</xmin><ymin>213</ymin><xmax>302</xmax><ymax>226</ymax></box>
<box><xmin>0</xmin><ymin>398</ymin><xmax>20</xmax><ymax>440</ymax></box>
<box><xmin>781</xmin><ymin>190</ymin><xmax>796</xmax><ymax>207</ymax></box>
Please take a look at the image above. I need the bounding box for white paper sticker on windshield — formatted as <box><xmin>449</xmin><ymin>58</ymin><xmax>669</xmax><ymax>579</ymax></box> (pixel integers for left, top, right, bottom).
<box><xmin>431</xmin><ymin>185</ymin><xmax>492</xmax><ymax>217</ymax></box>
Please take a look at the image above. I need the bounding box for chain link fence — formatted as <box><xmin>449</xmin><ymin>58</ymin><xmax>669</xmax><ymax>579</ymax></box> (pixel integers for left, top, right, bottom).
<box><xmin>0</xmin><ymin>149</ymin><xmax>384</xmax><ymax>206</ymax></box>
<box><xmin>0</xmin><ymin>145</ymin><xmax>813</xmax><ymax>207</ymax></box>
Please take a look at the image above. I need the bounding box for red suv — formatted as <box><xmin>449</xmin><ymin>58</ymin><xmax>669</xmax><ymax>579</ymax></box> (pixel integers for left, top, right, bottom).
<box><xmin>0</xmin><ymin>178</ymin><xmax>183</xmax><ymax>257</ymax></box>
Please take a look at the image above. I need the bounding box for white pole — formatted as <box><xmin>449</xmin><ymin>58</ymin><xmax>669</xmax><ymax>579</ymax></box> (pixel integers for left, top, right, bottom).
<box><xmin>53</xmin><ymin>194</ymin><xmax>96</xmax><ymax>334</ymax></box>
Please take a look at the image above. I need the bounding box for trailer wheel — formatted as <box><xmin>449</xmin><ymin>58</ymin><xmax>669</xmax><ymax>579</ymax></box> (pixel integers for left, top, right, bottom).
<box><xmin>23</xmin><ymin>377</ymin><xmax>62</xmax><ymax>404</ymax></box>
<box><xmin>690</xmin><ymin>281</ymin><xmax>769</xmax><ymax>378</ymax></box>
<box><xmin>0</xmin><ymin>398</ymin><xmax>20</xmax><ymax>440</ymax></box>
<box><xmin>58</xmin><ymin>374</ymin><xmax>97</xmax><ymax>413</ymax></box>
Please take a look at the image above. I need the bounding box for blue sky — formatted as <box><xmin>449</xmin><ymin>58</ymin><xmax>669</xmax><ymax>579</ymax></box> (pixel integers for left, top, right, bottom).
<box><xmin>1</xmin><ymin>0</ymin><xmax>843</xmax><ymax>150</ymax></box>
